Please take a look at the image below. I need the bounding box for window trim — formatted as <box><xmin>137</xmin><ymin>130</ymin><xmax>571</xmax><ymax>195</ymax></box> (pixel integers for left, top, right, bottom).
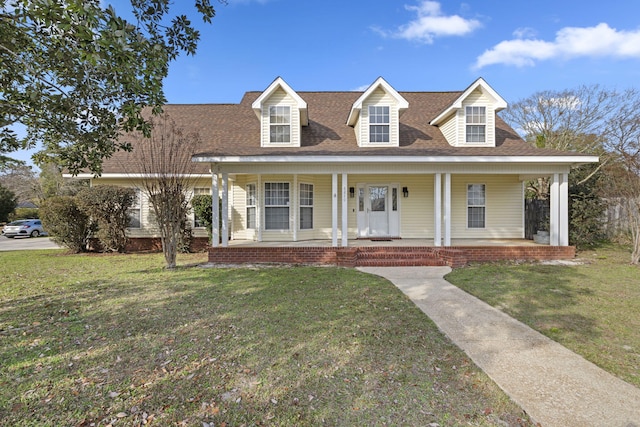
<box><xmin>246</xmin><ymin>183</ymin><xmax>257</xmax><ymax>230</ymax></box>
<box><xmin>368</xmin><ymin>105</ymin><xmax>390</xmax><ymax>143</ymax></box>
<box><xmin>465</xmin><ymin>106</ymin><xmax>486</xmax><ymax>144</ymax></box>
<box><xmin>264</xmin><ymin>182</ymin><xmax>290</xmax><ymax>231</ymax></box>
<box><xmin>466</xmin><ymin>183</ymin><xmax>486</xmax><ymax>229</ymax></box>
<box><xmin>269</xmin><ymin>105</ymin><xmax>291</xmax><ymax>144</ymax></box>
<box><xmin>299</xmin><ymin>182</ymin><xmax>313</xmax><ymax>230</ymax></box>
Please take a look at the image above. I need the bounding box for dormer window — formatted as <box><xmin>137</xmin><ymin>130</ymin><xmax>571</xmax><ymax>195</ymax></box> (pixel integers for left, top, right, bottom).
<box><xmin>269</xmin><ymin>106</ymin><xmax>291</xmax><ymax>143</ymax></box>
<box><xmin>369</xmin><ymin>106</ymin><xmax>390</xmax><ymax>143</ymax></box>
<box><xmin>465</xmin><ymin>106</ymin><xmax>486</xmax><ymax>143</ymax></box>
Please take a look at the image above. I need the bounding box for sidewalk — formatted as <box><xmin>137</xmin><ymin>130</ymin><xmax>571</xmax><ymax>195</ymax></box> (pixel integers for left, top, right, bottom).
<box><xmin>358</xmin><ymin>266</ymin><xmax>640</xmax><ymax>427</ymax></box>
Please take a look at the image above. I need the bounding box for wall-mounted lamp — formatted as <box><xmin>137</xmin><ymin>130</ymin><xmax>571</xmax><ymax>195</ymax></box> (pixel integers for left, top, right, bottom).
<box><xmin>402</xmin><ymin>186</ymin><xmax>409</xmax><ymax>198</ymax></box>
<box><xmin>349</xmin><ymin>187</ymin><xmax>355</xmax><ymax>198</ymax></box>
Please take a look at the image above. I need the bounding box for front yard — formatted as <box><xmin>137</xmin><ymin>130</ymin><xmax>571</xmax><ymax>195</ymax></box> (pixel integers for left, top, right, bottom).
<box><xmin>446</xmin><ymin>244</ymin><xmax>640</xmax><ymax>388</ymax></box>
<box><xmin>0</xmin><ymin>251</ymin><xmax>530</xmax><ymax>426</ymax></box>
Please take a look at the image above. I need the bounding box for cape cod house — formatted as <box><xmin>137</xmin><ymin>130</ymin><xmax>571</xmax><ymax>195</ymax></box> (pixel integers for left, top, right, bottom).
<box><xmin>77</xmin><ymin>77</ymin><xmax>598</xmax><ymax>266</ymax></box>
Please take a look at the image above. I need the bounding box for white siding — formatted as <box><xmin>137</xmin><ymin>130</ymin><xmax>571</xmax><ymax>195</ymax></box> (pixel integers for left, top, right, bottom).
<box><xmin>450</xmin><ymin>174</ymin><xmax>523</xmax><ymax>239</ymax></box>
<box><xmin>359</xmin><ymin>88</ymin><xmax>400</xmax><ymax>147</ymax></box>
<box><xmin>260</xmin><ymin>88</ymin><xmax>301</xmax><ymax>147</ymax></box>
<box><xmin>439</xmin><ymin>112</ymin><xmax>458</xmax><ymax>147</ymax></box>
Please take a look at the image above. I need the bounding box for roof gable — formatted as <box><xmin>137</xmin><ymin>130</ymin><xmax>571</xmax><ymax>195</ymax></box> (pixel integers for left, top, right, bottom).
<box><xmin>347</xmin><ymin>77</ymin><xmax>409</xmax><ymax>126</ymax></box>
<box><xmin>430</xmin><ymin>77</ymin><xmax>507</xmax><ymax>126</ymax></box>
<box><xmin>251</xmin><ymin>77</ymin><xmax>308</xmax><ymax>126</ymax></box>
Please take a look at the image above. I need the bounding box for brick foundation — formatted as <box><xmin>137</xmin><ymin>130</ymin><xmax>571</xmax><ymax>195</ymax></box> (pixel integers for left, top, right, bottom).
<box><xmin>207</xmin><ymin>245</ymin><xmax>576</xmax><ymax>268</ymax></box>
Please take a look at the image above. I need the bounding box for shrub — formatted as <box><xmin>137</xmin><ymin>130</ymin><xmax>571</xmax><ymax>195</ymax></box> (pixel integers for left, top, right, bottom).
<box><xmin>9</xmin><ymin>207</ymin><xmax>39</xmax><ymax>221</ymax></box>
<box><xmin>40</xmin><ymin>196</ymin><xmax>94</xmax><ymax>253</ymax></box>
<box><xmin>191</xmin><ymin>194</ymin><xmax>221</xmax><ymax>241</ymax></box>
<box><xmin>0</xmin><ymin>184</ymin><xmax>17</xmax><ymax>223</ymax></box>
<box><xmin>569</xmin><ymin>164</ymin><xmax>607</xmax><ymax>248</ymax></box>
<box><xmin>76</xmin><ymin>186</ymin><xmax>135</xmax><ymax>253</ymax></box>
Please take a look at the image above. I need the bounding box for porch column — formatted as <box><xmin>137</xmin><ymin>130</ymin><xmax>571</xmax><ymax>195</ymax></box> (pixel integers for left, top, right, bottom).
<box><xmin>332</xmin><ymin>173</ymin><xmax>338</xmax><ymax>247</ymax></box>
<box><xmin>444</xmin><ymin>173</ymin><xmax>452</xmax><ymax>246</ymax></box>
<box><xmin>434</xmin><ymin>173</ymin><xmax>442</xmax><ymax>246</ymax></box>
<box><xmin>550</xmin><ymin>173</ymin><xmax>559</xmax><ymax>246</ymax></box>
<box><xmin>211</xmin><ymin>170</ymin><xmax>219</xmax><ymax>248</ymax></box>
<box><xmin>293</xmin><ymin>175</ymin><xmax>298</xmax><ymax>242</ymax></box>
<box><xmin>221</xmin><ymin>172</ymin><xmax>229</xmax><ymax>248</ymax></box>
<box><xmin>257</xmin><ymin>175</ymin><xmax>262</xmax><ymax>242</ymax></box>
<box><xmin>341</xmin><ymin>173</ymin><xmax>348</xmax><ymax>247</ymax></box>
<box><xmin>560</xmin><ymin>172</ymin><xmax>569</xmax><ymax>246</ymax></box>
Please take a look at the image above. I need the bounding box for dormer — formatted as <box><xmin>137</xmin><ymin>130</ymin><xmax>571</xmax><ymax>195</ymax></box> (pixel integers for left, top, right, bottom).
<box><xmin>430</xmin><ymin>78</ymin><xmax>507</xmax><ymax>148</ymax></box>
<box><xmin>252</xmin><ymin>77</ymin><xmax>308</xmax><ymax>148</ymax></box>
<box><xmin>347</xmin><ymin>77</ymin><xmax>409</xmax><ymax>147</ymax></box>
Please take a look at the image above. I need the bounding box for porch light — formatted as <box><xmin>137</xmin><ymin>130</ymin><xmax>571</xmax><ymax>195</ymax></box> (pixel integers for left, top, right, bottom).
<box><xmin>349</xmin><ymin>187</ymin><xmax>355</xmax><ymax>198</ymax></box>
<box><xmin>402</xmin><ymin>187</ymin><xmax>409</xmax><ymax>198</ymax></box>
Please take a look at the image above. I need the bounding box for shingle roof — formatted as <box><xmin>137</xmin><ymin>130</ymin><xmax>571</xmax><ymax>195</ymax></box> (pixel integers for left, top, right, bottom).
<box><xmin>100</xmin><ymin>90</ymin><xmax>587</xmax><ymax>174</ymax></box>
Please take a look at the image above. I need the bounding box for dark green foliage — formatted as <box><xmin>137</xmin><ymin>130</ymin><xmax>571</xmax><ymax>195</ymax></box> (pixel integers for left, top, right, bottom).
<box><xmin>569</xmin><ymin>164</ymin><xmax>606</xmax><ymax>248</ymax></box>
<box><xmin>76</xmin><ymin>186</ymin><xmax>136</xmax><ymax>252</ymax></box>
<box><xmin>0</xmin><ymin>183</ymin><xmax>17</xmax><ymax>222</ymax></box>
<box><xmin>40</xmin><ymin>196</ymin><xmax>94</xmax><ymax>252</ymax></box>
<box><xmin>8</xmin><ymin>207</ymin><xmax>39</xmax><ymax>221</ymax></box>
<box><xmin>0</xmin><ymin>0</ymin><xmax>219</xmax><ymax>173</ymax></box>
<box><xmin>191</xmin><ymin>194</ymin><xmax>213</xmax><ymax>239</ymax></box>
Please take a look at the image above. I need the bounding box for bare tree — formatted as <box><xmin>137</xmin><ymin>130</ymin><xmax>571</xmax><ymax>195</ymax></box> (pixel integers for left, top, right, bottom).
<box><xmin>125</xmin><ymin>114</ymin><xmax>200</xmax><ymax>269</ymax></box>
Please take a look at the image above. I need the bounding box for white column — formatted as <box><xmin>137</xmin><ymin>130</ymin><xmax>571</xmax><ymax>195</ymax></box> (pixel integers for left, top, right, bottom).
<box><xmin>434</xmin><ymin>173</ymin><xmax>442</xmax><ymax>247</ymax></box>
<box><xmin>257</xmin><ymin>175</ymin><xmax>262</xmax><ymax>242</ymax></box>
<box><xmin>444</xmin><ymin>173</ymin><xmax>452</xmax><ymax>246</ymax></box>
<box><xmin>211</xmin><ymin>170</ymin><xmax>219</xmax><ymax>248</ymax></box>
<box><xmin>221</xmin><ymin>172</ymin><xmax>228</xmax><ymax>248</ymax></box>
<box><xmin>293</xmin><ymin>175</ymin><xmax>298</xmax><ymax>242</ymax></box>
<box><xmin>560</xmin><ymin>172</ymin><xmax>569</xmax><ymax>246</ymax></box>
<box><xmin>341</xmin><ymin>173</ymin><xmax>348</xmax><ymax>247</ymax></box>
<box><xmin>332</xmin><ymin>173</ymin><xmax>338</xmax><ymax>247</ymax></box>
<box><xmin>550</xmin><ymin>173</ymin><xmax>560</xmax><ymax>246</ymax></box>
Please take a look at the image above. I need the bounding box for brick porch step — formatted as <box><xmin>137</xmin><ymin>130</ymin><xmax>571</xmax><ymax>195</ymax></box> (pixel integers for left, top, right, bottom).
<box><xmin>354</xmin><ymin>247</ymin><xmax>447</xmax><ymax>267</ymax></box>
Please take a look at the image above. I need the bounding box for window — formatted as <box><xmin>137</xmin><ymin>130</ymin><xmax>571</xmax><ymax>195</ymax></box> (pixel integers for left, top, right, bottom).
<box><xmin>369</xmin><ymin>105</ymin><xmax>389</xmax><ymax>143</ymax></box>
<box><xmin>467</xmin><ymin>184</ymin><xmax>486</xmax><ymax>228</ymax></box>
<box><xmin>465</xmin><ymin>106</ymin><xmax>486</xmax><ymax>143</ymax></box>
<box><xmin>246</xmin><ymin>183</ymin><xmax>257</xmax><ymax>229</ymax></box>
<box><xmin>193</xmin><ymin>187</ymin><xmax>210</xmax><ymax>228</ymax></box>
<box><xmin>127</xmin><ymin>189</ymin><xmax>141</xmax><ymax>228</ymax></box>
<box><xmin>264</xmin><ymin>182</ymin><xmax>289</xmax><ymax>230</ymax></box>
<box><xmin>269</xmin><ymin>106</ymin><xmax>290</xmax><ymax>143</ymax></box>
<box><xmin>299</xmin><ymin>183</ymin><xmax>313</xmax><ymax>230</ymax></box>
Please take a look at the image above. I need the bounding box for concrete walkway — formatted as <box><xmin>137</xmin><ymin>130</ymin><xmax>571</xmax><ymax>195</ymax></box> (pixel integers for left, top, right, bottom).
<box><xmin>358</xmin><ymin>266</ymin><xmax>640</xmax><ymax>427</ymax></box>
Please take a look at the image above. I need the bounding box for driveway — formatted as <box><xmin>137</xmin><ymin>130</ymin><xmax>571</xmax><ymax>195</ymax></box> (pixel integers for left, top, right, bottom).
<box><xmin>0</xmin><ymin>236</ymin><xmax>62</xmax><ymax>251</ymax></box>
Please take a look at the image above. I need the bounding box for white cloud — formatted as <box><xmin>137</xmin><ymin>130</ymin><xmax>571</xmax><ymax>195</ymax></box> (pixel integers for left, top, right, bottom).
<box><xmin>512</xmin><ymin>27</ymin><xmax>537</xmax><ymax>39</ymax></box>
<box><xmin>379</xmin><ymin>1</ymin><xmax>482</xmax><ymax>44</ymax></box>
<box><xmin>352</xmin><ymin>84</ymin><xmax>370</xmax><ymax>92</ymax></box>
<box><xmin>475</xmin><ymin>23</ymin><xmax>640</xmax><ymax>69</ymax></box>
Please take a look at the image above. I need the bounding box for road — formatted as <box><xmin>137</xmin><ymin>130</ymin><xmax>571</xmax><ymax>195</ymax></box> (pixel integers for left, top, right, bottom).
<box><xmin>0</xmin><ymin>236</ymin><xmax>62</xmax><ymax>251</ymax></box>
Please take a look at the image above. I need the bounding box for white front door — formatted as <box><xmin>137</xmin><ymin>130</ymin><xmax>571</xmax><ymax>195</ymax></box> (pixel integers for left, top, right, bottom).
<box><xmin>357</xmin><ymin>184</ymin><xmax>400</xmax><ymax>238</ymax></box>
<box><xmin>368</xmin><ymin>185</ymin><xmax>389</xmax><ymax>236</ymax></box>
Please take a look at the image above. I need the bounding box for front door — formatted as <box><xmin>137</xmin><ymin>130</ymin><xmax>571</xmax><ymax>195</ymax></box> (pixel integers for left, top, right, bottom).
<box><xmin>357</xmin><ymin>184</ymin><xmax>400</xmax><ymax>238</ymax></box>
<box><xmin>368</xmin><ymin>185</ymin><xmax>389</xmax><ymax>236</ymax></box>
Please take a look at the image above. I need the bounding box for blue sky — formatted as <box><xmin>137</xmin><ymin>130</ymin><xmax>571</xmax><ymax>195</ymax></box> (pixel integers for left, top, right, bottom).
<box><xmin>12</xmin><ymin>0</ymin><xmax>640</xmax><ymax>165</ymax></box>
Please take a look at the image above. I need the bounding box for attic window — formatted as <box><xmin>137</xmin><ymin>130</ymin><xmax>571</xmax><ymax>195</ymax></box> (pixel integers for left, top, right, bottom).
<box><xmin>269</xmin><ymin>106</ymin><xmax>290</xmax><ymax>143</ymax></box>
<box><xmin>369</xmin><ymin>105</ymin><xmax>390</xmax><ymax>143</ymax></box>
<box><xmin>465</xmin><ymin>106</ymin><xmax>486</xmax><ymax>143</ymax></box>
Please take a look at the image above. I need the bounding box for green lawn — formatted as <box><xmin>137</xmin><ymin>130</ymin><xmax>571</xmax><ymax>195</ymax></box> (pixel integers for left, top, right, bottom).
<box><xmin>0</xmin><ymin>251</ymin><xmax>531</xmax><ymax>426</ymax></box>
<box><xmin>445</xmin><ymin>244</ymin><xmax>640</xmax><ymax>388</ymax></box>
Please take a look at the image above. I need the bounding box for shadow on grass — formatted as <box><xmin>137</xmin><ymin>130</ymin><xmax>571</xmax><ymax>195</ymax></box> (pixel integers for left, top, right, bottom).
<box><xmin>447</xmin><ymin>264</ymin><xmax>598</xmax><ymax>342</ymax></box>
<box><xmin>1</xmin><ymin>265</ymin><xmax>533</xmax><ymax>426</ymax></box>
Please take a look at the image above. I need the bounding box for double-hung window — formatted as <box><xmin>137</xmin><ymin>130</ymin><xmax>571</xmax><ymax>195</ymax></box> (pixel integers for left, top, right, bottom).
<box><xmin>264</xmin><ymin>182</ymin><xmax>289</xmax><ymax>230</ymax></box>
<box><xmin>269</xmin><ymin>106</ymin><xmax>291</xmax><ymax>143</ymax></box>
<box><xmin>467</xmin><ymin>184</ymin><xmax>486</xmax><ymax>228</ymax></box>
<box><xmin>193</xmin><ymin>187</ymin><xmax>211</xmax><ymax>228</ymax></box>
<box><xmin>246</xmin><ymin>183</ymin><xmax>257</xmax><ymax>229</ymax></box>
<box><xmin>369</xmin><ymin>105</ymin><xmax>390</xmax><ymax>143</ymax></box>
<box><xmin>465</xmin><ymin>106</ymin><xmax>486</xmax><ymax>143</ymax></box>
<box><xmin>299</xmin><ymin>183</ymin><xmax>313</xmax><ymax>230</ymax></box>
<box><xmin>127</xmin><ymin>189</ymin><xmax>141</xmax><ymax>228</ymax></box>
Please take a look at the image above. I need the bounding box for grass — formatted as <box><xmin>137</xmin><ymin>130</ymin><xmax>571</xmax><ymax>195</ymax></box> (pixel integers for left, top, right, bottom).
<box><xmin>445</xmin><ymin>243</ymin><xmax>640</xmax><ymax>388</ymax></box>
<box><xmin>0</xmin><ymin>250</ymin><xmax>531</xmax><ymax>426</ymax></box>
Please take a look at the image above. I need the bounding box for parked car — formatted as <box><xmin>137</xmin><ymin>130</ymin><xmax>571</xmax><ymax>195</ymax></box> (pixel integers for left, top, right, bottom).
<box><xmin>2</xmin><ymin>219</ymin><xmax>45</xmax><ymax>238</ymax></box>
